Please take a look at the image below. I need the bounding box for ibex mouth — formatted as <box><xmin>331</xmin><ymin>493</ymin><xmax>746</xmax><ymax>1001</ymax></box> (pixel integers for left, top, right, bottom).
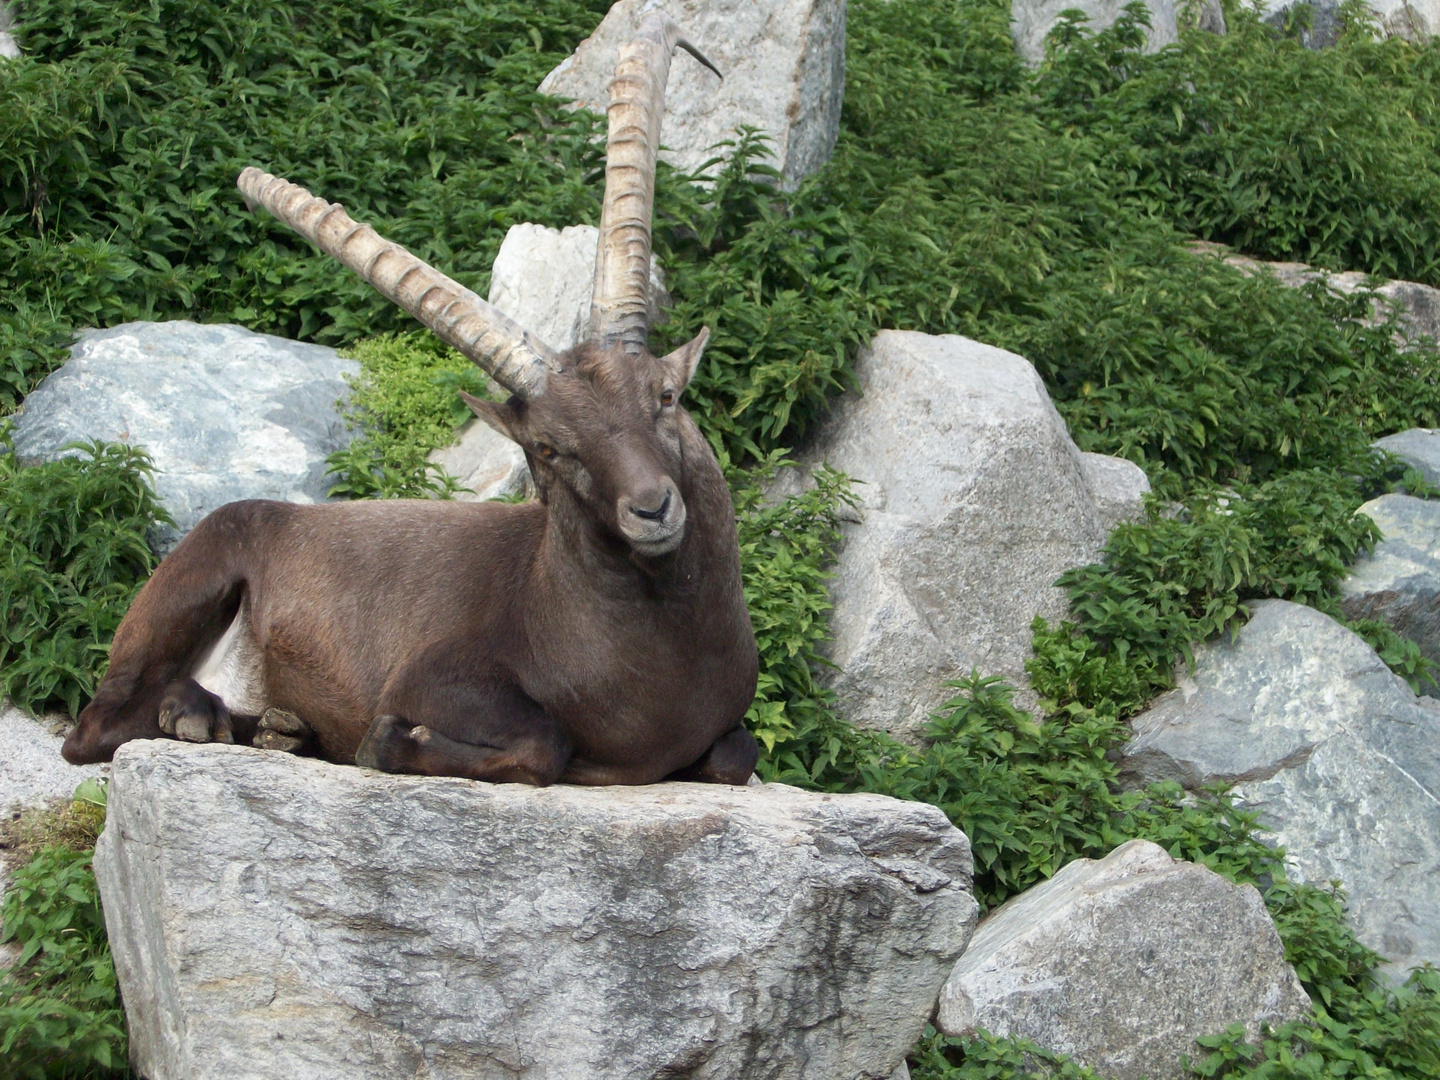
<box><xmin>623</xmin><ymin>498</ymin><xmax>688</xmax><ymax>556</ymax></box>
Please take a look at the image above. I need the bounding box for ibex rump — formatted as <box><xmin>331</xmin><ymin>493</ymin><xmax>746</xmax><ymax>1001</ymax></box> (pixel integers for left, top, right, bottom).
<box><xmin>61</xmin><ymin>16</ymin><xmax>761</xmax><ymax>786</ymax></box>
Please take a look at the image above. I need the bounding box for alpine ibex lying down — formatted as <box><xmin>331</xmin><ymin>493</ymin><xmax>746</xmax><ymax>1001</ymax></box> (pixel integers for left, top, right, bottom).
<box><xmin>62</xmin><ymin>16</ymin><xmax>761</xmax><ymax>786</ymax></box>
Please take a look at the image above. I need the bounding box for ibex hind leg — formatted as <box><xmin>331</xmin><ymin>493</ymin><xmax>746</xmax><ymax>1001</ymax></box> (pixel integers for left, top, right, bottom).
<box><xmin>356</xmin><ymin>652</ymin><xmax>571</xmax><ymax>786</ymax></box>
<box><xmin>665</xmin><ymin>725</ymin><xmax>759</xmax><ymax>786</ymax></box>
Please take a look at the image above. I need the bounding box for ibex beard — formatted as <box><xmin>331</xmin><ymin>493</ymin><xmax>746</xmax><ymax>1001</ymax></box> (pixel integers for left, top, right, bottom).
<box><xmin>61</xmin><ymin>15</ymin><xmax>761</xmax><ymax>787</ymax></box>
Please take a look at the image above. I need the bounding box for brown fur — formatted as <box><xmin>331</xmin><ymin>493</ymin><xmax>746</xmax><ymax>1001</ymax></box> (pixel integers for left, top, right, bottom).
<box><xmin>62</xmin><ymin>340</ymin><xmax>761</xmax><ymax>786</ymax></box>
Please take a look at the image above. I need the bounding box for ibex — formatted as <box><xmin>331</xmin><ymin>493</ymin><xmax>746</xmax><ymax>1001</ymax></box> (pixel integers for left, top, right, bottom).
<box><xmin>61</xmin><ymin>16</ymin><xmax>761</xmax><ymax>787</ymax></box>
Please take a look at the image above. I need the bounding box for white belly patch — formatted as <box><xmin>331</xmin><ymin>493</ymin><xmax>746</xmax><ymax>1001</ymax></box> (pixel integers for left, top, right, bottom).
<box><xmin>192</xmin><ymin>602</ymin><xmax>269</xmax><ymax>716</ymax></box>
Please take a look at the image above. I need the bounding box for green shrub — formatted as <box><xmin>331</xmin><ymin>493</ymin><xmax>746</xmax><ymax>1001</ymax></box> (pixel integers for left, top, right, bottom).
<box><xmin>0</xmin><ymin>785</ymin><xmax>129</xmax><ymax>1079</ymax></box>
<box><xmin>0</xmin><ymin>428</ymin><xmax>171</xmax><ymax>716</ymax></box>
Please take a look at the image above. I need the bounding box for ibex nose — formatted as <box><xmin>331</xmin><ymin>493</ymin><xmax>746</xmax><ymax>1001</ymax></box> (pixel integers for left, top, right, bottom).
<box><xmin>631</xmin><ymin>491</ymin><xmax>672</xmax><ymax>522</ymax></box>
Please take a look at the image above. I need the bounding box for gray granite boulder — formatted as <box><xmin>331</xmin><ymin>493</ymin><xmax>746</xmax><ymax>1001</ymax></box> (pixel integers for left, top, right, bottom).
<box><xmin>936</xmin><ymin>840</ymin><xmax>1309</xmax><ymax>1080</ymax></box>
<box><xmin>0</xmin><ymin>700</ymin><xmax>104</xmax><ymax>815</ymax></box>
<box><xmin>782</xmin><ymin>330</ymin><xmax>1147</xmax><ymax>740</ymax></box>
<box><xmin>1120</xmin><ymin>600</ymin><xmax>1440</xmax><ymax>978</ymax></box>
<box><xmin>95</xmin><ymin>740</ymin><xmax>979</xmax><ymax>1080</ymax></box>
<box><xmin>1340</xmin><ymin>493</ymin><xmax>1440</xmax><ymax>694</ymax></box>
<box><xmin>1258</xmin><ymin>0</ymin><xmax>1440</xmax><ymax>47</ymax></box>
<box><xmin>0</xmin><ymin>2</ymin><xmax>19</xmax><ymax>59</ymax></box>
<box><xmin>540</xmin><ymin>0</ymin><xmax>846</xmax><ymax>189</ymax></box>
<box><xmin>1012</xmin><ymin>0</ymin><xmax>1177</xmax><ymax>66</ymax></box>
<box><xmin>1194</xmin><ymin>243</ymin><xmax>1440</xmax><ymax>348</ymax></box>
<box><xmin>9</xmin><ymin>321</ymin><xmax>358</xmax><ymax>551</ymax></box>
<box><xmin>1375</xmin><ymin>428</ymin><xmax>1440</xmax><ymax>489</ymax></box>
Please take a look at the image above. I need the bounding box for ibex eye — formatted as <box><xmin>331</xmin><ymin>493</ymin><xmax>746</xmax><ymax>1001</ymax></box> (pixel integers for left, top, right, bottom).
<box><xmin>660</xmin><ymin>391</ymin><xmax>675</xmax><ymax>406</ymax></box>
<box><xmin>537</xmin><ymin>443</ymin><xmax>556</xmax><ymax>460</ymax></box>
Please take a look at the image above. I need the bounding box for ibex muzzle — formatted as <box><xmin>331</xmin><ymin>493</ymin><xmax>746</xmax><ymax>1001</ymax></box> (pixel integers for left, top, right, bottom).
<box><xmin>63</xmin><ymin>15</ymin><xmax>759</xmax><ymax>788</ymax></box>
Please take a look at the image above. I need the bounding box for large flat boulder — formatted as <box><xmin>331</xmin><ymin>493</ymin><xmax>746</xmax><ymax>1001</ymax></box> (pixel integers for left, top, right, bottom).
<box><xmin>936</xmin><ymin>840</ymin><xmax>1310</xmax><ymax>1080</ymax></box>
<box><xmin>1012</xmin><ymin>0</ymin><xmax>1178</xmax><ymax>66</ymax></box>
<box><xmin>1119</xmin><ymin>600</ymin><xmax>1440</xmax><ymax>978</ymax></box>
<box><xmin>95</xmin><ymin>741</ymin><xmax>979</xmax><ymax>1080</ymax></box>
<box><xmin>1339</xmin><ymin>493</ymin><xmax>1440</xmax><ymax>695</ymax></box>
<box><xmin>785</xmin><ymin>330</ymin><xmax>1147</xmax><ymax>740</ymax></box>
<box><xmin>540</xmin><ymin>0</ymin><xmax>846</xmax><ymax>189</ymax></box>
<box><xmin>9</xmin><ymin>321</ymin><xmax>358</xmax><ymax>551</ymax></box>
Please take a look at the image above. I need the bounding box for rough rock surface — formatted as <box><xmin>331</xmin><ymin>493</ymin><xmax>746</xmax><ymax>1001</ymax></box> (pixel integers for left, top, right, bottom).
<box><xmin>936</xmin><ymin>840</ymin><xmax>1310</xmax><ymax>1080</ymax></box>
<box><xmin>96</xmin><ymin>741</ymin><xmax>979</xmax><ymax>1080</ymax></box>
<box><xmin>1340</xmin><ymin>493</ymin><xmax>1440</xmax><ymax>694</ymax></box>
<box><xmin>10</xmin><ymin>321</ymin><xmax>358</xmax><ymax>551</ymax></box>
<box><xmin>1258</xmin><ymin>0</ymin><xmax>1440</xmax><ymax>48</ymax></box>
<box><xmin>0</xmin><ymin>701</ymin><xmax>103</xmax><ymax>814</ymax></box>
<box><xmin>0</xmin><ymin>1</ymin><xmax>19</xmax><ymax>59</ymax></box>
<box><xmin>1120</xmin><ymin>600</ymin><xmax>1440</xmax><ymax>978</ymax></box>
<box><xmin>1375</xmin><ymin>427</ymin><xmax>1440</xmax><ymax>488</ymax></box>
<box><xmin>785</xmin><ymin>330</ymin><xmax>1147</xmax><ymax>739</ymax></box>
<box><xmin>1194</xmin><ymin>242</ymin><xmax>1440</xmax><ymax>347</ymax></box>
<box><xmin>1012</xmin><ymin>0</ymin><xmax>1177</xmax><ymax>66</ymax></box>
<box><xmin>540</xmin><ymin>0</ymin><xmax>846</xmax><ymax>189</ymax></box>
<box><xmin>428</xmin><ymin>419</ymin><xmax>532</xmax><ymax>503</ymax></box>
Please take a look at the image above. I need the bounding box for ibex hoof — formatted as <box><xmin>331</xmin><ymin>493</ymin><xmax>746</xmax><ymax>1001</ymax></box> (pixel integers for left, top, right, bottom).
<box><xmin>355</xmin><ymin>714</ymin><xmax>420</xmax><ymax>772</ymax></box>
<box><xmin>254</xmin><ymin>707</ymin><xmax>313</xmax><ymax>755</ymax></box>
<box><xmin>158</xmin><ymin>679</ymin><xmax>235</xmax><ymax>745</ymax></box>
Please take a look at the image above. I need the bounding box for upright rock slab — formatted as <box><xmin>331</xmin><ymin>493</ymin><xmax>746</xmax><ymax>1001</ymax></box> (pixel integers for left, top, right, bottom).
<box><xmin>1120</xmin><ymin>600</ymin><xmax>1440</xmax><ymax>978</ymax></box>
<box><xmin>936</xmin><ymin>841</ymin><xmax>1310</xmax><ymax>1080</ymax></box>
<box><xmin>1257</xmin><ymin>0</ymin><xmax>1440</xmax><ymax>47</ymax></box>
<box><xmin>10</xmin><ymin>321</ymin><xmax>358</xmax><ymax>551</ymax></box>
<box><xmin>788</xmin><ymin>330</ymin><xmax>1147</xmax><ymax>739</ymax></box>
<box><xmin>96</xmin><ymin>741</ymin><xmax>979</xmax><ymax>1080</ymax></box>
<box><xmin>1012</xmin><ymin>0</ymin><xmax>1177</xmax><ymax>66</ymax></box>
<box><xmin>1340</xmin><ymin>493</ymin><xmax>1440</xmax><ymax>694</ymax></box>
<box><xmin>540</xmin><ymin>0</ymin><xmax>846</xmax><ymax>189</ymax></box>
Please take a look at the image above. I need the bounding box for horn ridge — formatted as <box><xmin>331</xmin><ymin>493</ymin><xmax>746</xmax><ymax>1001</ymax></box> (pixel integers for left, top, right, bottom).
<box><xmin>237</xmin><ymin>166</ymin><xmax>555</xmax><ymax>399</ymax></box>
<box><xmin>588</xmin><ymin>12</ymin><xmax>721</xmax><ymax>353</ymax></box>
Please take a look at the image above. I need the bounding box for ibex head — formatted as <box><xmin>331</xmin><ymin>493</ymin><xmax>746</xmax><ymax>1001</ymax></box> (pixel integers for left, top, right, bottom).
<box><xmin>238</xmin><ymin>14</ymin><xmax>722</xmax><ymax>558</ymax></box>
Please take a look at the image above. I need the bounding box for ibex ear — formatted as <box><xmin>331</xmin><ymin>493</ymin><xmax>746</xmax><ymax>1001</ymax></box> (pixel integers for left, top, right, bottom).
<box><xmin>459</xmin><ymin>390</ymin><xmax>522</xmax><ymax>445</ymax></box>
<box><xmin>658</xmin><ymin>326</ymin><xmax>710</xmax><ymax>391</ymax></box>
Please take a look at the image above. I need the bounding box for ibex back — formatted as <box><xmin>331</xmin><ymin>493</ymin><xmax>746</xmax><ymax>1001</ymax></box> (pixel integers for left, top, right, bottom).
<box><xmin>61</xmin><ymin>16</ymin><xmax>761</xmax><ymax>786</ymax></box>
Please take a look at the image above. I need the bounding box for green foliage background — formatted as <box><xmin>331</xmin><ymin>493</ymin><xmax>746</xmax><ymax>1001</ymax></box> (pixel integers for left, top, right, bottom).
<box><xmin>4</xmin><ymin>0</ymin><xmax>1440</xmax><ymax>1076</ymax></box>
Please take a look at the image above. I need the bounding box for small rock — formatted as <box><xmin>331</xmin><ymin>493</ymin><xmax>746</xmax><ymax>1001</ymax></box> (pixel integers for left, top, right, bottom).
<box><xmin>540</xmin><ymin>0</ymin><xmax>846</xmax><ymax>190</ymax></box>
<box><xmin>1080</xmin><ymin>452</ymin><xmax>1151</xmax><ymax>532</ymax></box>
<box><xmin>0</xmin><ymin>700</ymin><xmax>103</xmax><ymax>815</ymax></box>
<box><xmin>1011</xmin><ymin>0</ymin><xmax>1178</xmax><ymax>67</ymax></box>
<box><xmin>10</xmin><ymin>321</ymin><xmax>359</xmax><ymax>552</ymax></box>
<box><xmin>1374</xmin><ymin>428</ymin><xmax>1440</xmax><ymax>489</ymax></box>
<box><xmin>936</xmin><ymin>840</ymin><xmax>1311</xmax><ymax>1080</ymax></box>
<box><xmin>791</xmin><ymin>330</ymin><xmax>1138</xmax><ymax>740</ymax></box>
<box><xmin>1120</xmin><ymin>600</ymin><xmax>1440</xmax><ymax>978</ymax></box>
<box><xmin>1339</xmin><ymin>493</ymin><xmax>1440</xmax><ymax>694</ymax></box>
<box><xmin>96</xmin><ymin>741</ymin><xmax>979</xmax><ymax>1080</ymax></box>
<box><xmin>1193</xmin><ymin>243</ymin><xmax>1440</xmax><ymax>348</ymax></box>
<box><xmin>428</xmin><ymin>419</ymin><xmax>531</xmax><ymax>503</ymax></box>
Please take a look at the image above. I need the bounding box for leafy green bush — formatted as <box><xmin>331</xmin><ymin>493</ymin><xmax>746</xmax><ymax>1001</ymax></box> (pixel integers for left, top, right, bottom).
<box><xmin>323</xmin><ymin>332</ymin><xmax>481</xmax><ymax>500</ymax></box>
<box><xmin>0</xmin><ymin>785</ymin><xmax>129</xmax><ymax>1079</ymax></box>
<box><xmin>0</xmin><ymin>428</ymin><xmax>171</xmax><ymax>716</ymax></box>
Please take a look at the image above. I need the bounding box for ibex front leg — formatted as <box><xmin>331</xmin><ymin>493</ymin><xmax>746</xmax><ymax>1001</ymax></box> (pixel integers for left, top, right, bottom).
<box><xmin>355</xmin><ymin>651</ymin><xmax>570</xmax><ymax>786</ymax></box>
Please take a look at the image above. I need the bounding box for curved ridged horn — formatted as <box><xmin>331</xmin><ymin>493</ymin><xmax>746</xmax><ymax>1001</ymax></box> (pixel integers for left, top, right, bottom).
<box><xmin>238</xmin><ymin>167</ymin><xmax>556</xmax><ymax>399</ymax></box>
<box><xmin>589</xmin><ymin>13</ymin><xmax>721</xmax><ymax>354</ymax></box>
